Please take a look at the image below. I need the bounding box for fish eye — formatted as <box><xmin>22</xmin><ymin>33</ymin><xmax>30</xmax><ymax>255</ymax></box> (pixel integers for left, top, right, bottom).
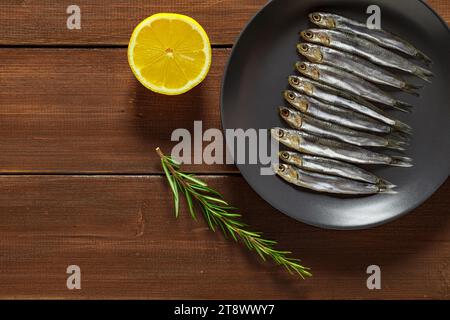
<box><xmin>280</xmin><ymin>108</ymin><xmax>290</xmax><ymax>117</ymax></box>
<box><xmin>305</xmin><ymin>31</ymin><xmax>313</xmax><ymax>38</ymax></box>
<box><xmin>287</xmin><ymin>91</ymin><xmax>295</xmax><ymax>100</ymax></box>
<box><xmin>313</xmin><ymin>14</ymin><xmax>321</xmax><ymax>21</ymax></box>
<box><xmin>277</xmin><ymin>129</ymin><xmax>284</xmax><ymax>138</ymax></box>
<box><xmin>300</xmin><ymin>44</ymin><xmax>309</xmax><ymax>51</ymax></box>
<box><xmin>299</xmin><ymin>63</ymin><xmax>306</xmax><ymax>70</ymax></box>
<box><xmin>291</xmin><ymin>77</ymin><xmax>300</xmax><ymax>85</ymax></box>
<box><xmin>281</xmin><ymin>152</ymin><xmax>289</xmax><ymax>160</ymax></box>
<box><xmin>278</xmin><ymin>165</ymin><xmax>285</xmax><ymax>172</ymax></box>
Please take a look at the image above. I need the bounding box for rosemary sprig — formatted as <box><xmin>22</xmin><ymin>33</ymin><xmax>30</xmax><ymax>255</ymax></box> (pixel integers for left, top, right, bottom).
<box><xmin>156</xmin><ymin>147</ymin><xmax>311</xmax><ymax>279</ymax></box>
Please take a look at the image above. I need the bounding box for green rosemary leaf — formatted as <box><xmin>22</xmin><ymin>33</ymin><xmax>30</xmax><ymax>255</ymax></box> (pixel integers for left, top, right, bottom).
<box><xmin>161</xmin><ymin>160</ymin><xmax>174</xmax><ymax>192</ymax></box>
<box><xmin>167</xmin><ymin>156</ymin><xmax>181</xmax><ymax>168</ymax></box>
<box><xmin>161</xmin><ymin>160</ymin><xmax>179</xmax><ymax>217</ymax></box>
<box><xmin>218</xmin><ymin>206</ymin><xmax>239</xmax><ymax>211</ymax></box>
<box><xmin>202</xmin><ymin>195</ymin><xmax>228</xmax><ymax>205</ymax></box>
<box><xmin>201</xmin><ymin>206</ymin><xmax>216</xmax><ymax>232</ymax></box>
<box><xmin>217</xmin><ymin>212</ymin><xmax>241</xmax><ymax>218</ymax></box>
<box><xmin>179</xmin><ymin>172</ymin><xmax>208</xmax><ymax>187</ymax></box>
<box><xmin>224</xmin><ymin>219</ymin><xmax>245</xmax><ymax>228</ymax></box>
<box><xmin>217</xmin><ymin>220</ymin><xmax>228</xmax><ymax>238</ymax></box>
<box><xmin>184</xmin><ymin>188</ymin><xmax>197</xmax><ymax>221</ymax></box>
<box><xmin>253</xmin><ymin>245</ymin><xmax>267</xmax><ymax>261</ymax></box>
<box><xmin>191</xmin><ymin>184</ymin><xmax>223</xmax><ymax>198</ymax></box>
<box><xmin>227</xmin><ymin>228</ymin><xmax>239</xmax><ymax>242</ymax></box>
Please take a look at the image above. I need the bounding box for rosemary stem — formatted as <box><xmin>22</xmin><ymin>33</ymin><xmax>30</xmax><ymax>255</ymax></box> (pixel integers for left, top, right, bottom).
<box><xmin>155</xmin><ymin>147</ymin><xmax>311</xmax><ymax>278</ymax></box>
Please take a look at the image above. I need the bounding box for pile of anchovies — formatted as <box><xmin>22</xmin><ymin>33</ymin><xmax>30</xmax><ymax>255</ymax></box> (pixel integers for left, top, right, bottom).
<box><xmin>272</xmin><ymin>12</ymin><xmax>433</xmax><ymax>195</ymax></box>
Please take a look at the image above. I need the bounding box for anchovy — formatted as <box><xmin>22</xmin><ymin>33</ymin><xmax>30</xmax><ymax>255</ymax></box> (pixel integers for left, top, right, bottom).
<box><xmin>297</xmin><ymin>43</ymin><xmax>421</xmax><ymax>94</ymax></box>
<box><xmin>296</xmin><ymin>61</ymin><xmax>413</xmax><ymax>111</ymax></box>
<box><xmin>283</xmin><ymin>90</ymin><xmax>393</xmax><ymax>134</ymax></box>
<box><xmin>273</xmin><ymin>163</ymin><xmax>396</xmax><ymax>195</ymax></box>
<box><xmin>279</xmin><ymin>150</ymin><xmax>395</xmax><ymax>187</ymax></box>
<box><xmin>300</xmin><ymin>29</ymin><xmax>433</xmax><ymax>82</ymax></box>
<box><xmin>308</xmin><ymin>12</ymin><xmax>432</xmax><ymax>65</ymax></box>
<box><xmin>271</xmin><ymin>127</ymin><xmax>413</xmax><ymax>167</ymax></box>
<box><xmin>279</xmin><ymin>106</ymin><xmax>407</xmax><ymax>150</ymax></box>
<box><xmin>288</xmin><ymin>75</ymin><xmax>412</xmax><ymax>134</ymax></box>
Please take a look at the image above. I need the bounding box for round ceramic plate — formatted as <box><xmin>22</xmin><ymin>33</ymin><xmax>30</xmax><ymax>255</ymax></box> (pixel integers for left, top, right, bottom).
<box><xmin>220</xmin><ymin>0</ymin><xmax>450</xmax><ymax>229</ymax></box>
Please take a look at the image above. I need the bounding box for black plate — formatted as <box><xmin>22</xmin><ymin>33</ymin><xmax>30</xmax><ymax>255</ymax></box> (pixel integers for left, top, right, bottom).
<box><xmin>221</xmin><ymin>0</ymin><xmax>450</xmax><ymax>229</ymax></box>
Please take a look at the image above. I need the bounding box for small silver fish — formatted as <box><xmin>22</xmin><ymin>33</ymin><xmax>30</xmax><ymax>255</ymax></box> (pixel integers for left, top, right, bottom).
<box><xmin>309</xmin><ymin>12</ymin><xmax>432</xmax><ymax>65</ymax></box>
<box><xmin>288</xmin><ymin>75</ymin><xmax>412</xmax><ymax>134</ymax></box>
<box><xmin>278</xmin><ymin>106</ymin><xmax>407</xmax><ymax>150</ymax></box>
<box><xmin>279</xmin><ymin>150</ymin><xmax>395</xmax><ymax>187</ymax></box>
<box><xmin>296</xmin><ymin>61</ymin><xmax>413</xmax><ymax>112</ymax></box>
<box><xmin>283</xmin><ymin>90</ymin><xmax>393</xmax><ymax>134</ymax></box>
<box><xmin>273</xmin><ymin>163</ymin><xmax>396</xmax><ymax>195</ymax></box>
<box><xmin>297</xmin><ymin>43</ymin><xmax>421</xmax><ymax>94</ymax></box>
<box><xmin>271</xmin><ymin>127</ymin><xmax>413</xmax><ymax>167</ymax></box>
<box><xmin>300</xmin><ymin>29</ymin><xmax>433</xmax><ymax>82</ymax></box>
<box><xmin>283</xmin><ymin>90</ymin><xmax>392</xmax><ymax>133</ymax></box>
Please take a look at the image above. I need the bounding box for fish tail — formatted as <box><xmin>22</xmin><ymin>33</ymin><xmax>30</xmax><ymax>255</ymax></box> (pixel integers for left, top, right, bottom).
<box><xmin>402</xmin><ymin>83</ymin><xmax>421</xmax><ymax>96</ymax></box>
<box><xmin>388</xmin><ymin>133</ymin><xmax>410</xmax><ymax>145</ymax></box>
<box><xmin>378</xmin><ymin>184</ymin><xmax>398</xmax><ymax>194</ymax></box>
<box><xmin>386</xmin><ymin>138</ymin><xmax>407</xmax><ymax>151</ymax></box>
<box><xmin>406</xmin><ymin>82</ymin><xmax>423</xmax><ymax>90</ymax></box>
<box><xmin>415</xmin><ymin>51</ymin><xmax>433</xmax><ymax>66</ymax></box>
<box><xmin>388</xmin><ymin>132</ymin><xmax>410</xmax><ymax>146</ymax></box>
<box><xmin>414</xmin><ymin>67</ymin><xmax>433</xmax><ymax>83</ymax></box>
<box><xmin>392</xmin><ymin>102</ymin><xmax>412</xmax><ymax>113</ymax></box>
<box><xmin>394</xmin><ymin>100</ymin><xmax>414</xmax><ymax>112</ymax></box>
<box><xmin>390</xmin><ymin>156</ymin><xmax>413</xmax><ymax>168</ymax></box>
<box><xmin>393</xmin><ymin>120</ymin><xmax>413</xmax><ymax>135</ymax></box>
<box><xmin>377</xmin><ymin>178</ymin><xmax>397</xmax><ymax>189</ymax></box>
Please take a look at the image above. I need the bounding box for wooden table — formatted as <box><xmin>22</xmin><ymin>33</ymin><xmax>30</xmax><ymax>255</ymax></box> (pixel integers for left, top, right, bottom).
<box><xmin>0</xmin><ymin>0</ymin><xmax>448</xmax><ymax>299</ymax></box>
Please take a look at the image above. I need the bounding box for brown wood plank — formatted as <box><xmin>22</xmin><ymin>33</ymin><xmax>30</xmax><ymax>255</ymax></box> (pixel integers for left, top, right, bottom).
<box><xmin>0</xmin><ymin>1</ymin><xmax>448</xmax><ymax>46</ymax></box>
<box><xmin>0</xmin><ymin>0</ymin><xmax>266</xmax><ymax>46</ymax></box>
<box><xmin>0</xmin><ymin>48</ymin><xmax>235</xmax><ymax>173</ymax></box>
<box><xmin>0</xmin><ymin>175</ymin><xmax>448</xmax><ymax>299</ymax></box>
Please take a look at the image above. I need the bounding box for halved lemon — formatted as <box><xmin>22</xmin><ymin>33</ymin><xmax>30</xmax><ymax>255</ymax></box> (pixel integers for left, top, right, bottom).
<box><xmin>128</xmin><ymin>13</ymin><xmax>212</xmax><ymax>95</ymax></box>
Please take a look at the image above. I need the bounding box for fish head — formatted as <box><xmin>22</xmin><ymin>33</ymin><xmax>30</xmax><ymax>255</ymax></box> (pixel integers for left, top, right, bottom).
<box><xmin>270</xmin><ymin>127</ymin><xmax>301</xmax><ymax>148</ymax></box>
<box><xmin>283</xmin><ymin>90</ymin><xmax>309</xmax><ymax>113</ymax></box>
<box><xmin>297</xmin><ymin>43</ymin><xmax>323</xmax><ymax>63</ymax></box>
<box><xmin>272</xmin><ymin>163</ymin><xmax>298</xmax><ymax>184</ymax></box>
<box><xmin>300</xmin><ymin>29</ymin><xmax>330</xmax><ymax>46</ymax></box>
<box><xmin>278</xmin><ymin>106</ymin><xmax>302</xmax><ymax>129</ymax></box>
<box><xmin>295</xmin><ymin>61</ymin><xmax>320</xmax><ymax>81</ymax></box>
<box><xmin>279</xmin><ymin>150</ymin><xmax>303</xmax><ymax>167</ymax></box>
<box><xmin>309</xmin><ymin>12</ymin><xmax>336</xmax><ymax>29</ymax></box>
<box><xmin>288</xmin><ymin>76</ymin><xmax>315</xmax><ymax>96</ymax></box>
<box><xmin>270</xmin><ymin>127</ymin><xmax>285</xmax><ymax>142</ymax></box>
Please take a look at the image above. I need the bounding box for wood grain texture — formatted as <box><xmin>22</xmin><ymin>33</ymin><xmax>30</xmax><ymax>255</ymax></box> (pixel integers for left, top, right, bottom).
<box><xmin>0</xmin><ymin>175</ymin><xmax>448</xmax><ymax>299</ymax></box>
<box><xmin>0</xmin><ymin>0</ymin><xmax>448</xmax><ymax>300</ymax></box>
<box><xmin>0</xmin><ymin>48</ymin><xmax>234</xmax><ymax>173</ymax></box>
<box><xmin>0</xmin><ymin>0</ymin><xmax>448</xmax><ymax>46</ymax></box>
<box><xmin>0</xmin><ymin>0</ymin><xmax>266</xmax><ymax>45</ymax></box>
